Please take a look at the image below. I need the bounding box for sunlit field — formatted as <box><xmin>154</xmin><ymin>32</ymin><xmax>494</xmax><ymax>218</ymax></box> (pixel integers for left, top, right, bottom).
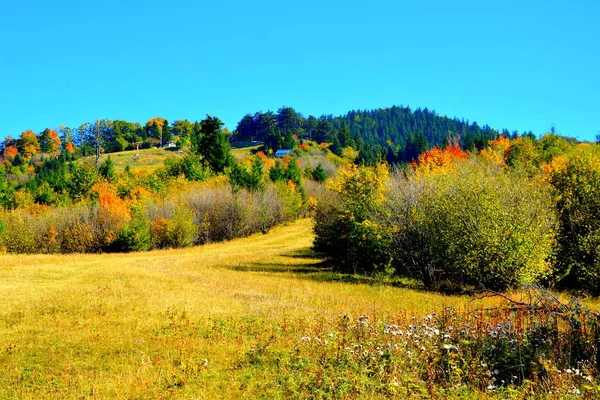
<box><xmin>77</xmin><ymin>144</ymin><xmax>258</xmax><ymax>175</ymax></box>
<box><xmin>0</xmin><ymin>219</ymin><xmax>522</xmax><ymax>399</ymax></box>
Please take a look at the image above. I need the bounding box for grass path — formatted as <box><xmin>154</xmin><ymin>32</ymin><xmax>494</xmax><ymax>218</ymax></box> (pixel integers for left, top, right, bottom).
<box><xmin>0</xmin><ymin>219</ymin><xmax>501</xmax><ymax>399</ymax></box>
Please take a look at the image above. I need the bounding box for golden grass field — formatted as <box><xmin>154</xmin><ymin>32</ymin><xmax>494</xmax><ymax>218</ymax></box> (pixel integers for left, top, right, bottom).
<box><xmin>0</xmin><ymin>219</ymin><xmax>543</xmax><ymax>399</ymax></box>
<box><xmin>79</xmin><ymin>145</ymin><xmax>258</xmax><ymax>175</ymax></box>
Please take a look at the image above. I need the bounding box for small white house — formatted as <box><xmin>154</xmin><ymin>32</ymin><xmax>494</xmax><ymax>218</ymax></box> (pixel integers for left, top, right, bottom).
<box><xmin>275</xmin><ymin>149</ymin><xmax>293</xmax><ymax>158</ymax></box>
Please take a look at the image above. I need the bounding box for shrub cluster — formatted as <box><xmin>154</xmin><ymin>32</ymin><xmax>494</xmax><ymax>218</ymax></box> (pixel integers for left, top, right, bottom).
<box><xmin>314</xmin><ymin>138</ymin><xmax>600</xmax><ymax>292</ymax></box>
<box><xmin>0</xmin><ymin>181</ymin><xmax>303</xmax><ymax>254</ymax></box>
<box><xmin>386</xmin><ymin>161</ymin><xmax>556</xmax><ymax>290</ymax></box>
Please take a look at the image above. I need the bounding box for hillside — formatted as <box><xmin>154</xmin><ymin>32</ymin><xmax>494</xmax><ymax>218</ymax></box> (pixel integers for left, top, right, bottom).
<box><xmin>75</xmin><ymin>145</ymin><xmax>259</xmax><ymax>175</ymax></box>
<box><xmin>78</xmin><ymin>147</ymin><xmax>182</xmax><ymax>174</ymax></box>
<box><xmin>234</xmin><ymin>105</ymin><xmax>541</xmax><ymax>164</ymax></box>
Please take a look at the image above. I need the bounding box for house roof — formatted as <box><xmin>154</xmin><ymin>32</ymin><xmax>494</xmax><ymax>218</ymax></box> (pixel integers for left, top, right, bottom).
<box><xmin>275</xmin><ymin>149</ymin><xmax>293</xmax><ymax>157</ymax></box>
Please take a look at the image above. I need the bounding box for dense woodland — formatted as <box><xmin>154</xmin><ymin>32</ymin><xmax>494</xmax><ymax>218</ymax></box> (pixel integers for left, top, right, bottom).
<box><xmin>234</xmin><ymin>106</ymin><xmax>536</xmax><ymax>163</ymax></box>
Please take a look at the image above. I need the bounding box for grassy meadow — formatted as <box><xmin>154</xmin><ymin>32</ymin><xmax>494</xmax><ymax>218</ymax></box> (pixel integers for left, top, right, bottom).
<box><xmin>77</xmin><ymin>144</ymin><xmax>258</xmax><ymax>175</ymax></box>
<box><xmin>0</xmin><ymin>219</ymin><xmax>523</xmax><ymax>399</ymax></box>
<box><xmin>78</xmin><ymin>148</ymin><xmax>182</xmax><ymax>175</ymax></box>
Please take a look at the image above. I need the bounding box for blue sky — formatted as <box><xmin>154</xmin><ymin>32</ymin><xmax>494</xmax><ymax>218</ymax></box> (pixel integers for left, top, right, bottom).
<box><xmin>1</xmin><ymin>0</ymin><xmax>598</xmax><ymax>141</ymax></box>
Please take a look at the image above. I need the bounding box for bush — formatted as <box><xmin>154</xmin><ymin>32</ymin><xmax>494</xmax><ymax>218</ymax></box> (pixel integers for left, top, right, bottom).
<box><xmin>545</xmin><ymin>145</ymin><xmax>600</xmax><ymax>294</ymax></box>
<box><xmin>114</xmin><ymin>206</ymin><xmax>151</xmax><ymax>252</ymax></box>
<box><xmin>149</xmin><ymin>201</ymin><xmax>197</xmax><ymax>249</ymax></box>
<box><xmin>0</xmin><ymin>209</ymin><xmax>45</xmax><ymax>253</ymax></box>
<box><xmin>0</xmin><ymin>176</ymin><xmax>303</xmax><ymax>254</ymax></box>
<box><xmin>387</xmin><ymin>159</ymin><xmax>557</xmax><ymax>290</ymax></box>
<box><xmin>59</xmin><ymin>207</ymin><xmax>96</xmax><ymax>253</ymax></box>
<box><xmin>161</xmin><ymin>154</ymin><xmax>210</xmax><ymax>182</ymax></box>
<box><xmin>313</xmin><ymin>164</ymin><xmax>393</xmax><ymax>275</ymax></box>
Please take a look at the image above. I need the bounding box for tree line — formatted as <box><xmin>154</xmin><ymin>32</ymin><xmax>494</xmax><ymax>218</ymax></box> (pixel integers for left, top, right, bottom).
<box><xmin>2</xmin><ymin>104</ymin><xmax>544</xmax><ymax>168</ymax></box>
<box><xmin>234</xmin><ymin>105</ymin><xmax>540</xmax><ymax>164</ymax></box>
<box><xmin>314</xmin><ymin>134</ymin><xmax>600</xmax><ymax>296</ymax></box>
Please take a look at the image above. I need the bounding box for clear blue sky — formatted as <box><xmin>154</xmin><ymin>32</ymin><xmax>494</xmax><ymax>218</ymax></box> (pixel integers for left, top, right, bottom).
<box><xmin>1</xmin><ymin>0</ymin><xmax>598</xmax><ymax>141</ymax></box>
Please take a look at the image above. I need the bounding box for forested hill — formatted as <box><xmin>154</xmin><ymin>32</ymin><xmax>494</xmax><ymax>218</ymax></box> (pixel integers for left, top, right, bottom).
<box><xmin>1</xmin><ymin>105</ymin><xmax>539</xmax><ymax>167</ymax></box>
<box><xmin>235</xmin><ymin>105</ymin><xmax>536</xmax><ymax>164</ymax></box>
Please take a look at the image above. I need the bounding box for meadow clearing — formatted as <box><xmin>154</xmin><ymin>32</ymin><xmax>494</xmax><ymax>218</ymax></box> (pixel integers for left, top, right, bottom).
<box><xmin>78</xmin><ymin>145</ymin><xmax>260</xmax><ymax>176</ymax></box>
<box><xmin>1</xmin><ymin>219</ymin><xmax>598</xmax><ymax>399</ymax></box>
<box><xmin>0</xmin><ymin>218</ymin><xmax>520</xmax><ymax>399</ymax></box>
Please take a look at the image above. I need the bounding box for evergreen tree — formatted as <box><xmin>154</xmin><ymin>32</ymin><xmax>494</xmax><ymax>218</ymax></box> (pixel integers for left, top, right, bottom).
<box><xmin>197</xmin><ymin>115</ymin><xmax>233</xmax><ymax>174</ymax></box>
<box><xmin>312</xmin><ymin>164</ymin><xmax>327</xmax><ymax>182</ymax></box>
<box><xmin>99</xmin><ymin>156</ymin><xmax>116</xmax><ymax>181</ymax></box>
<box><xmin>235</xmin><ymin>114</ymin><xmax>258</xmax><ymax>142</ymax></box>
<box><xmin>276</xmin><ymin>107</ymin><xmax>303</xmax><ymax>136</ymax></box>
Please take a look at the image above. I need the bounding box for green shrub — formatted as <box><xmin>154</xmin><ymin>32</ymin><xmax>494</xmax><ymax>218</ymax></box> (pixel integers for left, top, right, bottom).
<box><xmin>313</xmin><ymin>164</ymin><xmax>393</xmax><ymax>275</ymax></box>
<box><xmin>0</xmin><ymin>210</ymin><xmax>43</xmax><ymax>253</ymax></box>
<box><xmin>168</xmin><ymin>206</ymin><xmax>197</xmax><ymax>248</ymax></box>
<box><xmin>545</xmin><ymin>145</ymin><xmax>600</xmax><ymax>294</ymax></box>
<box><xmin>99</xmin><ymin>156</ymin><xmax>116</xmax><ymax>181</ymax></box>
<box><xmin>387</xmin><ymin>160</ymin><xmax>557</xmax><ymax>290</ymax></box>
<box><xmin>229</xmin><ymin>158</ymin><xmax>265</xmax><ymax>192</ymax></box>
<box><xmin>311</xmin><ymin>164</ymin><xmax>327</xmax><ymax>182</ymax></box>
<box><xmin>114</xmin><ymin>207</ymin><xmax>151</xmax><ymax>252</ymax></box>
<box><xmin>67</xmin><ymin>162</ymin><xmax>98</xmax><ymax>200</ymax></box>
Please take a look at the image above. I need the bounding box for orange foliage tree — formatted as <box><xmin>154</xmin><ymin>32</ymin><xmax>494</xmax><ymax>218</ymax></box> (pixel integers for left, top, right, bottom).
<box><xmin>92</xmin><ymin>182</ymin><xmax>132</xmax><ymax>248</ymax></box>
<box><xmin>413</xmin><ymin>144</ymin><xmax>468</xmax><ymax>172</ymax></box>
<box><xmin>479</xmin><ymin>136</ymin><xmax>511</xmax><ymax>167</ymax></box>
<box><xmin>18</xmin><ymin>130</ymin><xmax>40</xmax><ymax>158</ymax></box>
<box><xmin>39</xmin><ymin>128</ymin><xmax>61</xmax><ymax>154</ymax></box>
<box><xmin>64</xmin><ymin>142</ymin><xmax>75</xmax><ymax>154</ymax></box>
<box><xmin>4</xmin><ymin>145</ymin><xmax>18</xmax><ymax>158</ymax></box>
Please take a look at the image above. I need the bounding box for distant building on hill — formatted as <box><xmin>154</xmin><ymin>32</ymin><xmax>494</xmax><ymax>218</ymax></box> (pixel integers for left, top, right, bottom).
<box><xmin>275</xmin><ymin>149</ymin><xmax>293</xmax><ymax>158</ymax></box>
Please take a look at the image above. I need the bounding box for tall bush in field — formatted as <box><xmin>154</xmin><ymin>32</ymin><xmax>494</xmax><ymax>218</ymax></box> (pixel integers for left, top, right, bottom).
<box><xmin>313</xmin><ymin>164</ymin><xmax>392</xmax><ymax>275</ymax></box>
<box><xmin>91</xmin><ymin>182</ymin><xmax>131</xmax><ymax>250</ymax></box>
<box><xmin>114</xmin><ymin>203</ymin><xmax>152</xmax><ymax>252</ymax></box>
<box><xmin>387</xmin><ymin>158</ymin><xmax>557</xmax><ymax>290</ymax></box>
<box><xmin>544</xmin><ymin>144</ymin><xmax>600</xmax><ymax>294</ymax></box>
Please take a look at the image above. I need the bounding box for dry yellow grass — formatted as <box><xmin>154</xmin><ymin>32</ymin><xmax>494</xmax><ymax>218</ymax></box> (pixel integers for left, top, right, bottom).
<box><xmin>77</xmin><ymin>145</ymin><xmax>260</xmax><ymax>175</ymax></box>
<box><xmin>78</xmin><ymin>148</ymin><xmax>181</xmax><ymax>174</ymax></box>
<box><xmin>0</xmin><ymin>219</ymin><xmax>507</xmax><ymax>399</ymax></box>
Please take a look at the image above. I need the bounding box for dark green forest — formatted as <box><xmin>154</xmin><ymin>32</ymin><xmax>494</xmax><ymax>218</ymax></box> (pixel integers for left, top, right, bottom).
<box><xmin>234</xmin><ymin>106</ymin><xmax>539</xmax><ymax>164</ymax></box>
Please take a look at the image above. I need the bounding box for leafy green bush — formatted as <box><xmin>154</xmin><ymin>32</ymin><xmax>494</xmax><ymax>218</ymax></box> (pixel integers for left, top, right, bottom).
<box><xmin>313</xmin><ymin>164</ymin><xmax>393</xmax><ymax>275</ymax></box>
<box><xmin>229</xmin><ymin>158</ymin><xmax>265</xmax><ymax>192</ymax></box>
<box><xmin>160</xmin><ymin>154</ymin><xmax>209</xmax><ymax>182</ymax></box>
<box><xmin>0</xmin><ymin>210</ymin><xmax>43</xmax><ymax>253</ymax></box>
<box><xmin>545</xmin><ymin>145</ymin><xmax>600</xmax><ymax>294</ymax></box>
<box><xmin>387</xmin><ymin>160</ymin><xmax>557</xmax><ymax>290</ymax></box>
<box><xmin>168</xmin><ymin>206</ymin><xmax>197</xmax><ymax>248</ymax></box>
<box><xmin>114</xmin><ymin>206</ymin><xmax>152</xmax><ymax>252</ymax></box>
<box><xmin>150</xmin><ymin>203</ymin><xmax>197</xmax><ymax>249</ymax></box>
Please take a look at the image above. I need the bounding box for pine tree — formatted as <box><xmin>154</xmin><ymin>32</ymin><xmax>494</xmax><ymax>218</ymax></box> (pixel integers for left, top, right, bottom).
<box><xmin>197</xmin><ymin>115</ymin><xmax>233</xmax><ymax>174</ymax></box>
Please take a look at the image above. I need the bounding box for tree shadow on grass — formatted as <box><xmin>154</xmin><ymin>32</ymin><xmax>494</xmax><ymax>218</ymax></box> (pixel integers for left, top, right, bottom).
<box><xmin>224</xmin><ymin>247</ymin><xmax>424</xmax><ymax>289</ymax></box>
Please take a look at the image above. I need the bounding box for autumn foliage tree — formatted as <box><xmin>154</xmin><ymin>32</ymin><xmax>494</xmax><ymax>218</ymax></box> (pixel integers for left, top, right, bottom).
<box><xmin>38</xmin><ymin>128</ymin><xmax>61</xmax><ymax>154</ymax></box>
<box><xmin>92</xmin><ymin>182</ymin><xmax>131</xmax><ymax>250</ymax></box>
<box><xmin>17</xmin><ymin>130</ymin><xmax>41</xmax><ymax>158</ymax></box>
<box><xmin>412</xmin><ymin>143</ymin><xmax>468</xmax><ymax>172</ymax></box>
